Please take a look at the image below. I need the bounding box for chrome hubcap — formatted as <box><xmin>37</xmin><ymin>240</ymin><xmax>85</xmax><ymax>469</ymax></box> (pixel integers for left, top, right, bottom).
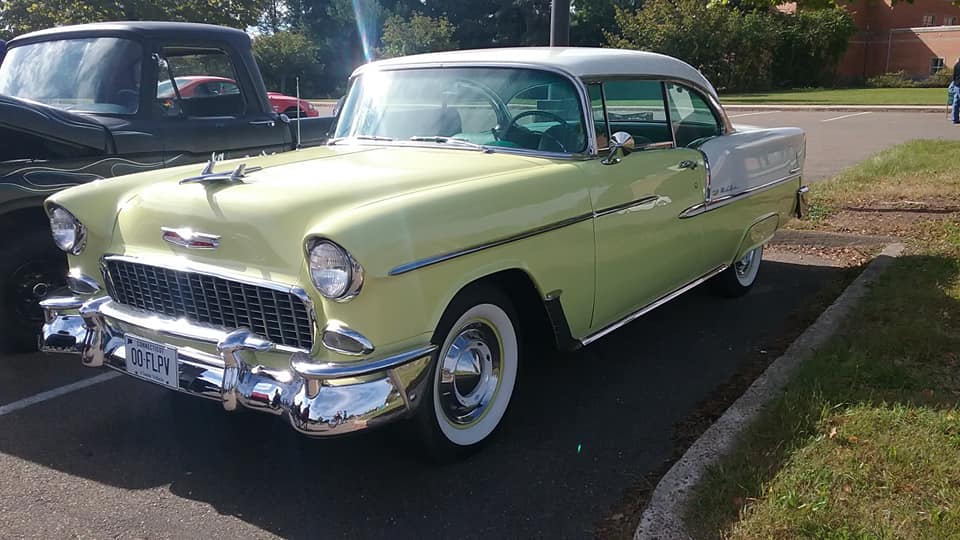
<box><xmin>438</xmin><ymin>321</ymin><xmax>502</xmax><ymax>427</ymax></box>
<box><xmin>735</xmin><ymin>249</ymin><xmax>756</xmax><ymax>277</ymax></box>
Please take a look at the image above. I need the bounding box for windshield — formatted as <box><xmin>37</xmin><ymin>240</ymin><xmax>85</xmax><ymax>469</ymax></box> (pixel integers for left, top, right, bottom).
<box><xmin>0</xmin><ymin>37</ymin><xmax>143</xmax><ymax>114</ymax></box>
<box><xmin>335</xmin><ymin>67</ymin><xmax>587</xmax><ymax>154</ymax></box>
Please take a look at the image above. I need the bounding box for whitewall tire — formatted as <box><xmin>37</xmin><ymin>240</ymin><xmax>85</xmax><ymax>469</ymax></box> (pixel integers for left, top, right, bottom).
<box><xmin>713</xmin><ymin>245</ymin><xmax>764</xmax><ymax>297</ymax></box>
<box><xmin>417</xmin><ymin>286</ymin><xmax>519</xmax><ymax>460</ymax></box>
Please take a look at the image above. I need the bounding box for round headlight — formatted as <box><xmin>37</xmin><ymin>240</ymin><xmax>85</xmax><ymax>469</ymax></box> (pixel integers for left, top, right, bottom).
<box><xmin>307</xmin><ymin>239</ymin><xmax>363</xmax><ymax>300</ymax></box>
<box><xmin>49</xmin><ymin>206</ymin><xmax>86</xmax><ymax>255</ymax></box>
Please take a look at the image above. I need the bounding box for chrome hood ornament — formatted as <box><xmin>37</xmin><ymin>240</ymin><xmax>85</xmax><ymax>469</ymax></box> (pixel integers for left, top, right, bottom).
<box><xmin>180</xmin><ymin>154</ymin><xmax>262</xmax><ymax>185</ymax></box>
<box><xmin>161</xmin><ymin>227</ymin><xmax>220</xmax><ymax>249</ymax></box>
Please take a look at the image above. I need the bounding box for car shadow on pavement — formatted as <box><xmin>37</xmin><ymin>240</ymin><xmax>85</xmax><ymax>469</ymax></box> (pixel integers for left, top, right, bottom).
<box><xmin>0</xmin><ymin>259</ymin><xmax>848</xmax><ymax>539</ymax></box>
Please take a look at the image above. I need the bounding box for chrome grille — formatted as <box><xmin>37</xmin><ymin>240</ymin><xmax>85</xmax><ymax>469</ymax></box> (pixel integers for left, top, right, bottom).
<box><xmin>104</xmin><ymin>259</ymin><xmax>313</xmax><ymax>350</ymax></box>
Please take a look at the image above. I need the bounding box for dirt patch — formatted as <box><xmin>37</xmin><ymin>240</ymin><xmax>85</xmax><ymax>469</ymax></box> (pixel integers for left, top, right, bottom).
<box><xmin>766</xmin><ymin>244</ymin><xmax>877</xmax><ymax>268</ymax></box>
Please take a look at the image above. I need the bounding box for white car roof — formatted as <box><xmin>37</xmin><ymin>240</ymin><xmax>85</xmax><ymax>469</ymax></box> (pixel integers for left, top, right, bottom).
<box><xmin>354</xmin><ymin>47</ymin><xmax>717</xmax><ymax>98</ymax></box>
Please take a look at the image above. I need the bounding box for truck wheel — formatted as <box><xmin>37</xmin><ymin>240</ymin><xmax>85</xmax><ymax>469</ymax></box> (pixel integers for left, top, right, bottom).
<box><xmin>415</xmin><ymin>285</ymin><xmax>520</xmax><ymax>461</ymax></box>
<box><xmin>712</xmin><ymin>245</ymin><xmax>763</xmax><ymax>298</ymax></box>
<box><xmin>0</xmin><ymin>229</ymin><xmax>67</xmax><ymax>352</ymax></box>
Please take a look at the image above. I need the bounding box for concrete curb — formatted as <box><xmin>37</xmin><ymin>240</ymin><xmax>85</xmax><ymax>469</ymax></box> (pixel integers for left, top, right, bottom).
<box><xmin>723</xmin><ymin>104</ymin><xmax>945</xmax><ymax>113</ymax></box>
<box><xmin>633</xmin><ymin>242</ymin><xmax>906</xmax><ymax>540</ymax></box>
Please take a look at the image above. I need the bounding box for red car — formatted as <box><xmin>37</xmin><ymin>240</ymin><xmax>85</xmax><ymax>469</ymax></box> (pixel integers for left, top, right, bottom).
<box><xmin>157</xmin><ymin>76</ymin><xmax>320</xmax><ymax>117</ymax></box>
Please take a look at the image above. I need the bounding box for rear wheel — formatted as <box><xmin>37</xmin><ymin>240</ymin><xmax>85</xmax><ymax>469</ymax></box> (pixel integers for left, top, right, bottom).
<box><xmin>0</xmin><ymin>228</ymin><xmax>67</xmax><ymax>352</ymax></box>
<box><xmin>712</xmin><ymin>245</ymin><xmax>763</xmax><ymax>297</ymax></box>
<box><xmin>415</xmin><ymin>286</ymin><xmax>519</xmax><ymax>461</ymax></box>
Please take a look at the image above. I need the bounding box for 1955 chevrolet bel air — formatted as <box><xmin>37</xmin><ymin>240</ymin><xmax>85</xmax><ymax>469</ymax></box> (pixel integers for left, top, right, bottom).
<box><xmin>39</xmin><ymin>47</ymin><xmax>807</xmax><ymax>458</ymax></box>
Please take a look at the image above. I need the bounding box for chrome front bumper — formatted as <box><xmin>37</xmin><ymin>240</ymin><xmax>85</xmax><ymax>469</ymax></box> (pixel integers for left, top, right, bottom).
<box><xmin>39</xmin><ymin>295</ymin><xmax>435</xmax><ymax>437</ymax></box>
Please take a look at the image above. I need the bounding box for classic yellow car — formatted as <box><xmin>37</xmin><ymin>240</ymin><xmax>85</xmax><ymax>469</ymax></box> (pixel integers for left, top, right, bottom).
<box><xmin>39</xmin><ymin>47</ymin><xmax>806</xmax><ymax>459</ymax></box>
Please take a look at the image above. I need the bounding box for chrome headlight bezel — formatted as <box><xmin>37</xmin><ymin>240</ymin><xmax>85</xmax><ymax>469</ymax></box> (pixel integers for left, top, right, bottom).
<box><xmin>48</xmin><ymin>205</ymin><xmax>86</xmax><ymax>255</ymax></box>
<box><xmin>305</xmin><ymin>238</ymin><xmax>363</xmax><ymax>301</ymax></box>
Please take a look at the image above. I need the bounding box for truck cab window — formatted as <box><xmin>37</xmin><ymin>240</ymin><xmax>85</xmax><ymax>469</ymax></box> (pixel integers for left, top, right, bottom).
<box><xmin>157</xmin><ymin>48</ymin><xmax>244</xmax><ymax>118</ymax></box>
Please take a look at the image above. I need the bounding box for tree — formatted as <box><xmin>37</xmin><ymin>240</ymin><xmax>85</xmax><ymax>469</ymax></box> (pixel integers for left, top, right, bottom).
<box><xmin>608</xmin><ymin>0</ymin><xmax>856</xmax><ymax>92</ymax></box>
<box><xmin>0</xmin><ymin>0</ymin><xmax>269</xmax><ymax>37</ymax></box>
<box><xmin>380</xmin><ymin>13</ymin><xmax>457</xmax><ymax>58</ymax></box>
<box><xmin>253</xmin><ymin>31</ymin><xmax>321</xmax><ymax>93</ymax></box>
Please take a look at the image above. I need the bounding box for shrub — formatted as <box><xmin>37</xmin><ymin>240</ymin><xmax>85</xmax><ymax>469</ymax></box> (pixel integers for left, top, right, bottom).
<box><xmin>866</xmin><ymin>71</ymin><xmax>921</xmax><ymax>88</ymax></box>
<box><xmin>921</xmin><ymin>68</ymin><xmax>954</xmax><ymax>88</ymax></box>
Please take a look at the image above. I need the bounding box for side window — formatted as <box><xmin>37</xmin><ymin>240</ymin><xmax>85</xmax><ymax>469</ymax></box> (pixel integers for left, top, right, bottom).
<box><xmin>157</xmin><ymin>47</ymin><xmax>244</xmax><ymax>118</ymax></box>
<box><xmin>601</xmin><ymin>80</ymin><xmax>672</xmax><ymax>146</ymax></box>
<box><xmin>588</xmin><ymin>83</ymin><xmax>610</xmax><ymax>150</ymax></box>
<box><xmin>665</xmin><ymin>83</ymin><xmax>722</xmax><ymax>148</ymax></box>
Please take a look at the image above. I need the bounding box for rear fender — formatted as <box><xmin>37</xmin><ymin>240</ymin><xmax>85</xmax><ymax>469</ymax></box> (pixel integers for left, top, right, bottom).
<box><xmin>734</xmin><ymin>213</ymin><xmax>779</xmax><ymax>261</ymax></box>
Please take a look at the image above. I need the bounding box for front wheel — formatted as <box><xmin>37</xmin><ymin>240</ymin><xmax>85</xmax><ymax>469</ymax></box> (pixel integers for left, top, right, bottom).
<box><xmin>712</xmin><ymin>245</ymin><xmax>763</xmax><ymax>297</ymax></box>
<box><xmin>415</xmin><ymin>286</ymin><xmax>520</xmax><ymax>461</ymax></box>
<box><xmin>0</xmin><ymin>228</ymin><xmax>67</xmax><ymax>352</ymax></box>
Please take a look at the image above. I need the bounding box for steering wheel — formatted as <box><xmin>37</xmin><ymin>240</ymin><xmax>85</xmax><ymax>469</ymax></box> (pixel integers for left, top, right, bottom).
<box><xmin>505</xmin><ymin>110</ymin><xmax>571</xmax><ymax>152</ymax></box>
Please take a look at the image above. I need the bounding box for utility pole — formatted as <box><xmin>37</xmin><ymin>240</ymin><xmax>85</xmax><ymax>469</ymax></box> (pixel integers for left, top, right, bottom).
<box><xmin>550</xmin><ymin>0</ymin><xmax>570</xmax><ymax>46</ymax></box>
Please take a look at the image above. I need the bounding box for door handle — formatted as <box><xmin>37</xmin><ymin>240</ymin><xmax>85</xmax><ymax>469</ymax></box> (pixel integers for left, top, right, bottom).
<box><xmin>678</xmin><ymin>160</ymin><xmax>698</xmax><ymax>170</ymax></box>
<box><xmin>249</xmin><ymin>120</ymin><xmax>276</xmax><ymax>127</ymax></box>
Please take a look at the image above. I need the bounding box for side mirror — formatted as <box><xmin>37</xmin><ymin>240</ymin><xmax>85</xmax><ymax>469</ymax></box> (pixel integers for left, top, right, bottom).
<box><xmin>601</xmin><ymin>131</ymin><xmax>635</xmax><ymax>165</ymax></box>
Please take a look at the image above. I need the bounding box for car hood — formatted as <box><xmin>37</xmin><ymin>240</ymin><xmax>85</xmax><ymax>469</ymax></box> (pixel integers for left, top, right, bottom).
<box><xmin>51</xmin><ymin>144</ymin><xmax>548</xmax><ymax>283</ymax></box>
<box><xmin>0</xmin><ymin>94</ymin><xmax>110</xmax><ymax>163</ymax></box>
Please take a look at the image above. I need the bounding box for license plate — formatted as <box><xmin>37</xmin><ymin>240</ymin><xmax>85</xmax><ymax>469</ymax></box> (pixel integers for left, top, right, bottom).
<box><xmin>124</xmin><ymin>334</ymin><xmax>179</xmax><ymax>389</ymax></box>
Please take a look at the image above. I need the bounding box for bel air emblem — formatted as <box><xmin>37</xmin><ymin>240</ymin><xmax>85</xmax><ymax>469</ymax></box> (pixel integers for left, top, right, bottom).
<box><xmin>161</xmin><ymin>227</ymin><xmax>220</xmax><ymax>249</ymax></box>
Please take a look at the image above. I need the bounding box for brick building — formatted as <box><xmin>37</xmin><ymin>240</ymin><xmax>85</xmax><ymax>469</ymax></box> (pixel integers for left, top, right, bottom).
<box><xmin>836</xmin><ymin>0</ymin><xmax>960</xmax><ymax>81</ymax></box>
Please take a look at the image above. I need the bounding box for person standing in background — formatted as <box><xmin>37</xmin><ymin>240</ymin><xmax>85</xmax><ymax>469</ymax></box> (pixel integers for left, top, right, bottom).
<box><xmin>952</xmin><ymin>57</ymin><xmax>960</xmax><ymax>123</ymax></box>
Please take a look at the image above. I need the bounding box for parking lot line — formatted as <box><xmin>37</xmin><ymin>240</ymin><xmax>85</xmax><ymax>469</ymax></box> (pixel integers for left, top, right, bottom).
<box><xmin>728</xmin><ymin>111</ymin><xmax>781</xmax><ymax>118</ymax></box>
<box><xmin>0</xmin><ymin>372</ymin><xmax>119</xmax><ymax>417</ymax></box>
<box><xmin>821</xmin><ymin>112</ymin><xmax>872</xmax><ymax>123</ymax></box>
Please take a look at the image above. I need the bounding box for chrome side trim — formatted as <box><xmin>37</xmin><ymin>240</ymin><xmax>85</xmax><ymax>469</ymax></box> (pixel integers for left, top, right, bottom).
<box><xmin>388</xmin><ymin>211</ymin><xmax>594</xmax><ymax>276</ymax></box>
<box><xmin>594</xmin><ymin>195</ymin><xmax>661</xmax><ymax>217</ymax></box>
<box><xmin>679</xmin><ymin>172</ymin><xmax>801</xmax><ymax>219</ymax></box>
<box><xmin>580</xmin><ymin>265</ymin><xmax>727</xmax><ymax>346</ymax></box>
<box><xmin>291</xmin><ymin>345</ymin><xmax>438</xmax><ymax>379</ymax></box>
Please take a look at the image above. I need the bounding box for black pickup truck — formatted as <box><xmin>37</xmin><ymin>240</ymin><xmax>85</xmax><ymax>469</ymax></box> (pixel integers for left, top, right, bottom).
<box><xmin>0</xmin><ymin>21</ymin><xmax>335</xmax><ymax>351</ymax></box>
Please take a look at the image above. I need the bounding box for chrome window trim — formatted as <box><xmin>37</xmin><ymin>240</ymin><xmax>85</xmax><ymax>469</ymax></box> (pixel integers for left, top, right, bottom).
<box><xmin>580</xmin><ymin>74</ymin><xmax>733</xmax><ymax>135</ymax></box>
<box><xmin>100</xmin><ymin>254</ymin><xmax>317</xmax><ymax>352</ymax></box>
<box><xmin>580</xmin><ymin>264</ymin><xmax>728</xmax><ymax>346</ymax></box>
<box><xmin>679</xmin><ymin>172</ymin><xmax>801</xmax><ymax>219</ymax></box>
<box><xmin>338</xmin><ymin>62</ymin><xmax>599</xmax><ymax>159</ymax></box>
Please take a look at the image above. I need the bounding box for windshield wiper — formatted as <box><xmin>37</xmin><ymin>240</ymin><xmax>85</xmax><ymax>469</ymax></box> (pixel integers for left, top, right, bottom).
<box><xmin>328</xmin><ymin>135</ymin><xmax>394</xmax><ymax>145</ymax></box>
<box><xmin>408</xmin><ymin>136</ymin><xmax>484</xmax><ymax>150</ymax></box>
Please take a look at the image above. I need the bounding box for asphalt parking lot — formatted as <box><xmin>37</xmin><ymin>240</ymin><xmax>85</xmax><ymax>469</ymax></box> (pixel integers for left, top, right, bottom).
<box><xmin>1</xmin><ymin>111</ymin><xmax>958</xmax><ymax>538</ymax></box>
<box><xmin>728</xmin><ymin>109</ymin><xmax>960</xmax><ymax>181</ymax></box>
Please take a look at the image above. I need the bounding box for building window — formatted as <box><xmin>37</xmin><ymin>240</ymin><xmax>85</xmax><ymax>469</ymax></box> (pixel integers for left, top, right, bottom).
<box><xmin>922</xmin><ymin>14</ymin><xmax>935</xmax><ymax>26</ymax></box>
<box><xmin>947</xmin><ymin>16</ymin><xmax>959</xmax><ymax>26</ymax></box>
<box><xmin>932</xmin><ymin>57</ymin><xmax>946</xmax><ymax>75</ymax></box>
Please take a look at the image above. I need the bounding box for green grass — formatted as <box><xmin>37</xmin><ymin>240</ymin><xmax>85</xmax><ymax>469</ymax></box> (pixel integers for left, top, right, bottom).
<box><xmin>685</xmin><ymin>141</ymin><xmax>960</xmax><ymax>539</ymax></box>
<box><xmin>721</xmin><ymin>88</ymin><xmax>947</xmax><ymax>106</ymax></box>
